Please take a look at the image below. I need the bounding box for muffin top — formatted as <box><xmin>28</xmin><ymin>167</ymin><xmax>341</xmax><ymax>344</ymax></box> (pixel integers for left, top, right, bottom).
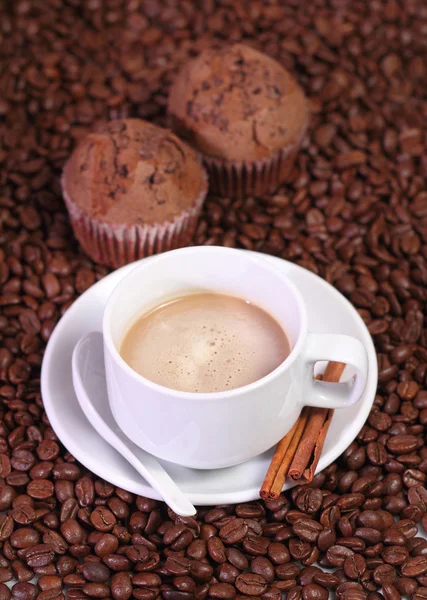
<box><xmin>62</xmin><ymin>119</ymin><xmax>207</xmax><ymax>225</ymax></box>
<box><xmin>167</xmin><ymin>44</ymin><xmax>309</xmax><ymax>162</ymax></box>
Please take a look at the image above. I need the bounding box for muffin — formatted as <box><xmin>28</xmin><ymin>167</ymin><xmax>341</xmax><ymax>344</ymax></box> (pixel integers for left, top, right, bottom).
<box><xmin>61</xmin><ymin>119</ymin><xmax>208</xmax><ymax>268</ymax></box>
<box><xmin>167</xmin><ymin>44</ymin><xmax>309</xmax><ymax>198</ymax></box>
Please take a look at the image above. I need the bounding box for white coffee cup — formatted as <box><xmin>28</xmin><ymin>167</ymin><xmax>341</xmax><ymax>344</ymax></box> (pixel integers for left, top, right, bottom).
<box><xmin>85</xmin><ymin>246</ymin><xmax>368</xmax><ymax>469</ymax></box>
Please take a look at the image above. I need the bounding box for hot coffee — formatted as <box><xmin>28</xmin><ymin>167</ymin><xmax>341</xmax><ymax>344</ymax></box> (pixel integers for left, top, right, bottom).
<box><xmin>120</xmin><ymin>292</ymin><xmax>290</xmax><ymax>393</ymax></box>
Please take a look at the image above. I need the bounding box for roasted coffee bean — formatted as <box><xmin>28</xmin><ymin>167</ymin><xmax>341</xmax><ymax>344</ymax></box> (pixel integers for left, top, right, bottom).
<box><xmin>382</xmin><ymin>545</ymin><xmax>409</xmax><ymax>566</ymax></box>
<box><xmin>190</xmin><ymin>561</ymin><xmax>214</xmax><ymax>582</ymax></box>
<box><xmin>381</xmin><ymin>583</ymin><xmax>400</xmax><ymax>600</ymax></box>
<box><xmin>10</xmin><ymin>527</ymin><xmax>40</xmax><ymax>549</ymax></box>
<box><xmin>38</xmin><ymin>575</ymin><xmax>62</xmax><ymax>591</ymax></box>
<box><xmin>243</xmin><ymin>535</ymin><xmax>270</xmax><ymax>556</ymax></box>
<box><xmin>218</xmin><ymin>518</ymin><xmax>248</xmax><ymax>545</ymax></box>
<box><xmin>27</xmin><ymin>480</ymin><xmax>54</xmax><ymax>499</ymax></box>
<box><xmin>236</xmin><ymin>504</ymin><xmax>265</xmax><ymax>519</ymax></box>
<box><xmin>312</xmin><ymin>573</ymin><xmax>339</xmax><ymax>589</ymax></box>
<box><xmin>103</xmin><ymin>554</ymin><xmax>131</xmax><ymax>571</ymax></box>
<box><xmin>82</xmin><ymin>583</ymin><xmax>110</xmax><ymax>598</ymax></box>
<box><xmin>292</xmin><ymin>519</ymin><xmax>323</xmax><ymax>543</ymax></box>
<box><xmin>11</xmin><ymin>582</ymin><xmax>37</xmax><ymax>600</ymax></box>
<box><xmin>81</xmin><ymin>561</ymin><xmax>110</xmax><ymax>583</ymax></box>
<box><xmin>268</xmin><ymin>543</ymin><xmax>290</xmax><ymax>565</ymax></box>
<box><xmin>401</xmin><ymin>556</ymin><xmax>427</xmax><ymax>577</ymax></box>
<box><xmin>94</xmin><ymin>534</ymin><xmax>119</xmax><ymax>557</ymax></box>
<box><xmin>226</xmin><ymin>549</ymin><xmax>248</xmax><ymax>571</ymax></box>
<box><xmin>61</xmin><ymin>519</ymin><xmax>85</xmax><ymax>545</ymax></box>
<box><xmin>90</xmin><ymin>507</ymin><xmax>116</xmax><ymax>532</ymax></box>
<box><xmin>0</xmin><ymin>516</ymin><xmax>13</xmax><ymax>542</ymax></box>
<box><xmin>25</xmin><ymin>544</ymin><xmax>55</xmax><ymax>567</ymax></box>
<box><xmin>235</xmin><ymin>573</ymin><xmax>268</xmax><ymax>596</ymax></box>
<box><xmin>343</xmin><ymin>554</ymin><xmax>366</xmax><ymax>579</ymax></box>
<box><xmin>301</xmin><ymin>584</ymin><xmax>328</xmax><ymax>600</ymax></box>
<box><xmin>207</xmin><ymin>537</ymin><xmax>227</xmax><ymax>563</ymax></box>
<box><xmin>133</xmin><ymin>573</ymin><xmax>161</xmax><ymax>587</ymax></box>
<box><xmin>208</xmin><ymin>583</ymin><xmax>236</xmax><ymax>599</ymax></box>
<box><xmin>186</xmin><ymin>540</ymin><xmax>207</xmax><ymax>561</ymax></box>
<box><xmin>373</xmin><ymin>564</ymin><xmax>396</xmax><ymax>585</ymax></box>
<box><xmin>251</xmin><ymin>557</ymin><xmax>275</xmax><ymax>583</ymax></box>
<box><xmin>395</xmin><ymin>577</ymin><xmax>419</xmax><ymax>595</ymax></box>
<box><xmin>0</xmin><ymin>584</ymin><xmax>10</xmax><ymax>600</ymax></box>
<box><xmin>217</xmin><ymin>563</ymin><xmax>240</xmax><ymax>584</ymax></box>
<box><xmin>326</xmin><ymin>545</ymin><xmax>354</xmax><ymax>567</ymax></box>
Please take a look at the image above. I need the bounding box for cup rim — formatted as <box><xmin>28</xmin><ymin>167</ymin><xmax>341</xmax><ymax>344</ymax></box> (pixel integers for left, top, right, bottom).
<box><xmin>102</xmin><ymin>246</ymin><xmax>308</xmax><ymax>400</ymax></box>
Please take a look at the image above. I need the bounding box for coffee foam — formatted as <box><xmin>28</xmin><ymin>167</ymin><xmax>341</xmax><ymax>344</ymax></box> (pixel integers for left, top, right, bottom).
<box><xmin>120</xmin><ymin>293</ymin><xmax>290</xmax><ymax>393</ymax></box>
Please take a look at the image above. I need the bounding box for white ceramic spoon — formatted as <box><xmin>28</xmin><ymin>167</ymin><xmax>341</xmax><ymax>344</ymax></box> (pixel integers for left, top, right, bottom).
<box><xmin>72</xmin><ymin>331</ymin><xmax>196</xmax><ymax>516</ymax></box>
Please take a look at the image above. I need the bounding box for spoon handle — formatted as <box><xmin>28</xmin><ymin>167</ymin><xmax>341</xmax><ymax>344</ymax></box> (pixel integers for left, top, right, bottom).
<box><xmin>121</xmin><ymin>443</ymin><xmax>196</xmax><ymax>516</ymax></box>
<box><xmin>72</xmin><ymin>332</ymin><xmax>196</xmax><ymax>517</ymax></box>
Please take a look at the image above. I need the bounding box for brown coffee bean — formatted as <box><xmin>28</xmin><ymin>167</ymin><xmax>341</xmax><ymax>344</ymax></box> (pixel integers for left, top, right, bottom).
<box><xmin>102</xmin><ymin>554</ymin><xmax>130</xmax><ymax>571</ymax></box>
<box><xmin>289</xmin><ymin>539</ymin><xmax>312</xmax><ymax>561</ymax></box>
<box><xmin>312</xmin><ymin>573</ymin><xmax>339</xmax><ymax>589</ymax></box>
<box><xmin>10</xmin><ymin>527</ymin><xmax>40</xmax><ymax>549</ymax></box>
<box><xmin>111</xmin><ymin>572</ymin><xmax>132</xmax><ymax>600</ymax></box>
<box><xmin>382</xmin><ymin>545</ymin><xmax>409</xmax><ymax>565</ymax></box>
<box><xmin>60</xmin><ymin>519</ymin><xmax>85</xmax><ymax>545</ymax></box>
<box><xmin>235</xmin><ymin>574</ymin><xmax>268</xmax><ymax>596</ymax></box>
<box><xmin>94</xmin><ymin>533</ymin><xmax>119</xmax><ymax>557</ymax></box>
<box><xmin>207</xmin><ymin>537</ymin><xmax>227</xmax><ymax>563</ymax></box>
<box><xmin>395</xmin><ymin>577</ymin><xmax>419</xmax><ymax>595</ymax></box>
<box><xmin>301</xmin><ymin>584</ymin><xmax>328</xmax><ymax>600</ymax></box>
<box><xmin>82</xmin><ymin>583</ymin><xmax>110</xmax><ymax>598</ymax></box>
<box><xmin>267</xmin><ymin>543</ymin><xmax>290</xmax><ymax>565</ymax></box>
<box><xmin>226</xmin><ymin>548</ymin><xmax>248</xmax><ymax>571</ymax></box>
<box><xmin>219</xmin><ymin>518</ymin><xmax>248</xmax><ymax>544</ymax></box>
<box><xmin>75</xmin><ymin>477</ymin><xmax>95</xmax><ymax>507</ymax></box>
<box><xmin>373</xmin><ymin>564</ymin><xmax>396</xmax><ymax>585</ymax></box>
<box><xmin>326</xmin><ymin>545</ymin><xmax>354</xmax><ymax>567</ymax></box>
<box><xmin>11</xmin><ymin>582</ymin><xmax>37</xmax><ymax>600</ymax></box>
<box><xmin>90</xmin><ymin>507</ymin><xmax>116</xmax><ymax>532</ymax></box>
<box><xmin>0</xmin><ymin>584</ymin><xmax>10</xmax><ymax>600</ymax></box>
<box><xmin>251</xmin><ymin>557</ymin><xmax>275</xmax><ymax>583</ymax></box>
<box><xmin>343</xmin><ymin>554</ymin><xmax>366</xmax><ymax>579</ymax></box>
<box><xmin>133</xmin><ymin>573</ymin><xmax>161</xmax><ymax>587</ymax></box>
<box><xmin>381</xmin><ymin>583</ymin><xmax>400</xmax><ymax>600</ymax></box>
<box><xmin>217</xmin><ymin>563</ymin><xmax>239</xmax><ymax>584</ymax></box>
<box><xmin>401</xmin><ymin>556</ymin><xmax>427</xmax><ymax>577</ymax></box>
<box><xmin>387</xmin><ymin>434</ymin><xmax>419</xmax><ymax>454</ymax></box>
<box><xmin>24</xmin><ymin>544</ymin><xmax>55</xmax><ymax>567</ymax></box>
<box><xmin>190</xmin><ymin>561</ymin><xmax>213</xmax><ymax>582</ymax></box>
<box><xmin>38</xmin><ymin>575</ymin><xmax>62</xmax><ymax>591</ymax></box>
<box><xmin>292</xmin><ymin>519</ymin><xmax>323</xmax><ymax>543</ymax></box>
<box><xmin>243</xmin><ymin>536</ymin><xmax>270</xmax><ymax>556</ymax></box>
<box><xmin>0</xmin><ymin>516</ymin><xmax>13</xmax><ymax>542</ymax></box>
<box><xmin>27</xmin><ymin>479</ymin><xmax>54</xmax><ymax>499</ymax></box>
<box><xmin>165</xmin><ymin>556</ymin><xmax>191</xmax><ymax>576</ymax></box>
<box><xmin>209</xmin><ymin>583</ymin><xmax>236</xmax><ymax>599</ymax></box>
<box><xmin>81</xmin><ymin>561</ymin><xmax>110</xmax><ymax>583</ymax></box>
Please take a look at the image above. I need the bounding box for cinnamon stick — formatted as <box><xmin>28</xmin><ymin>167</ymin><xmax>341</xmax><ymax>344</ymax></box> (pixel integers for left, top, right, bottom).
<box><xmin>259</xmin><ymin>416</ymin><xmax>301</xmax><ymax>499</ymax></box>
<box><xmin>288</xmin><ymin>361</ymin><xmax>346</xmax><ymax>483</ymax></box>
<box><xmin>259</xmin><ymin>361</ymin><xmax>346</xmax><ymax>499</ymax></box>
<box><xmin>268</xmin><ymin>408</ymin><xmax>309</xmax><ymax>499</ymax></box>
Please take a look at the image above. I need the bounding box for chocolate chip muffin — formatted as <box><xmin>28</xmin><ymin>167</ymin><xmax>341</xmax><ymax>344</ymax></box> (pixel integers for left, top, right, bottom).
<box><xmin>61</xmin><ymin>119</ymin><xmax>208</xmax><ymax>268</ymax></box>
<box><xmin>167</xmin><ymin>44</ymin><xmax>309</xmax><ymax>198</ymax></box>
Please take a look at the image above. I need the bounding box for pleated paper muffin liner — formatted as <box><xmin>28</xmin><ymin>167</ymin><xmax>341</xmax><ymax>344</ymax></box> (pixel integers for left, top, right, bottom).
<box><xmin>61</xmin><ymin>174</ymin><xmax>208</xmax><ymax>269</ymax></box>
<box><xmin>203</xmin><ymin>123</ymin><xmax>308</xmax><ymax>199</ymax></box>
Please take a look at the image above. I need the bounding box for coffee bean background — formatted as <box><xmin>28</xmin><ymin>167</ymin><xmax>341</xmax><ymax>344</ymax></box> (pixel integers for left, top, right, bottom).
<box><xmin>1</xmin><ymin>1</ymin><xmax>427</xmax><ymax>599</ymax></box>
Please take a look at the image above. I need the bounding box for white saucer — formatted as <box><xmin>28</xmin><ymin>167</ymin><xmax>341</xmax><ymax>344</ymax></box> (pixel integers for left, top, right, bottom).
<box><xmin>41</xmin><ymin>252</ymin><xmax>377</xmax><ymax>506</ymax></box>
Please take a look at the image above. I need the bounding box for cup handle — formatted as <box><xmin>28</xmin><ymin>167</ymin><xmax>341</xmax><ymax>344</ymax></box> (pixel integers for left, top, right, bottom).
<box><xmin>302</xmin><ymin>333</ymin><xmax>368</xmax><ymax>409</ymax></box>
